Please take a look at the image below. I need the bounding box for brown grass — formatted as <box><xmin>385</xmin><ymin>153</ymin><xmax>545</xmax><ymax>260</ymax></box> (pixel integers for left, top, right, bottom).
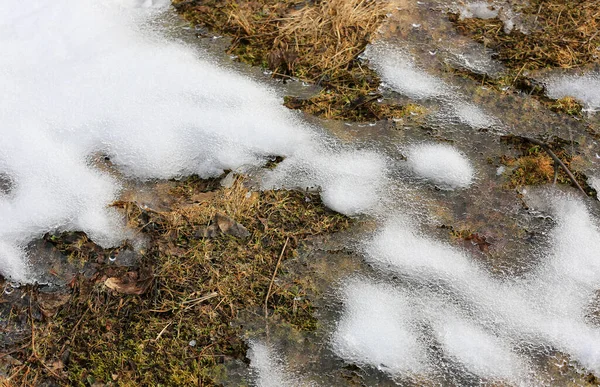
<box><xmin>450</xmin><ymin>0</ymin><xmax>600</xmax><ymax>71</ymax></box>
<box><xmin>173</xmin><ymin>0</ymin><xmax>418</xmax><ymax>122</ymax></box>
<box><xmin>500</xmin><ymin>137</ymin><xmax>596</xmax><ymax>197</ymax></box>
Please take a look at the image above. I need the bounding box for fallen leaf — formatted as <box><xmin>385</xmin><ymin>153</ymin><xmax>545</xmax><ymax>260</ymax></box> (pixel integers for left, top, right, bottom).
<box><xmin>104</xmin><ymin>270</ymin><xmax>153</xmax><ymax>295</ymax></box>
<box><xmin>37</xmin><ymin>291</ymin><xmax>71</xmax><ymax>318</ymax></box>
<box><xmin>214</xmin><ymin>213</ymin><xmax>250</xmax><ymax>238</ymax></box>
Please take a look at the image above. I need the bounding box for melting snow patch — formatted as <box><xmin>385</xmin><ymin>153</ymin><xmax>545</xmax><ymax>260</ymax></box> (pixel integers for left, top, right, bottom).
<box><xmin>365</xmin><ymin>42</ymin><xmax>499</xmax><ymax>129</ymax></box>
<box><xmin>452</xmin><ymin>103</ymin><xmax>497</xmax><ymax>129</ymax></box>
<box><xmin>363</xmin><ymin>44</ymin><xmax>449</xmax><ymax>100</ymax></box>
<box><xmin>459</xmin><ymin>2</ymin><xmax>499</xmax><ymax>20</ymax></box>
<box><xmin>406</xmin><ymin>144</ymin><xmax>474</xmax><ymax>189</ymax></box>
<box><xmin>355</xmin><ymin>191</ymin><xmax>600</xmax><ymax>382</ymax></box>
<box><xmin>589</xmin><ymin>176</ymin><xmax>600</xmax><ymax>200</ymax></box>
<box><xmin>261</xmin><ymin>148</ymin><xmax>388</xmax><ymax>216</ymax></box>
<box><xmin>432</xmin><ymin>316</ymin><xmax>530</xmax><ymax>382</ymax></box>
<box><xmin>247</xmin><ymin>341</ymin><xmax>299</xmax><ymax>387</ymax></box>
<box><xmin>545</xmin><ymin>73</ymin><xmax>600</xmax><ymax>113</ymax></box>
<box><xmin>332</xmin><ymin>277</ymin><xmax>428</xmax><ymax>376</ymax></box>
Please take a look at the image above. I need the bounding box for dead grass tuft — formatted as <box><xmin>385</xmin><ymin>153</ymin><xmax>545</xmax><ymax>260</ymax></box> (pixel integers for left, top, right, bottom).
<box><xmin>173</xmin><ymin>0</ymin><xmax>419</xmax><ymax>122</ymax></box>
<box><xmin>500</xmin><ymin>137</ymin><xmax>596</xmax><ymax>197</ymax></box>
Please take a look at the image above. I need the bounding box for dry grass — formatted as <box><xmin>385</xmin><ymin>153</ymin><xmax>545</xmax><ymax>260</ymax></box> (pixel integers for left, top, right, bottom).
<box><xmin>450</xmin><ymin>0</ymin><xmax>600</xmax><ymax>71</ymax></box>
<box><xmin>1</xmin><ymin>176</ymin><xmax>350</xmax><ymax>386</ymax></box>
<box><xmin>447</xmin><ymin>0</ymin><xmax>599</xmax><ymax>116</ymax></box>
<box><xmin>173</xmin><ymin>0</ymin><xmax>419</xmax><ymax>122</ymax></box>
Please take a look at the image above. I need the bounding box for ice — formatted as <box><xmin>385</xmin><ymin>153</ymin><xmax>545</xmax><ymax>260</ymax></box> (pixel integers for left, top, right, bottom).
<box><xmin>545</xmin><ymin>72</ymin><xmax>600</xmax><ymax>113</ymax></box>
<box><xmin>331</xmin><ymin>278</ymin><xmax>428</xmax><ymax>376</ymax></box>
<box><xmin>405</xmin><ymin>143</ymin><xmax>474</xmax><ymax>189</ymax></box>
<box><xmin>0</xmin><ymin>0</ymin><xmax>387</xmax><ymax>281</ymax></box>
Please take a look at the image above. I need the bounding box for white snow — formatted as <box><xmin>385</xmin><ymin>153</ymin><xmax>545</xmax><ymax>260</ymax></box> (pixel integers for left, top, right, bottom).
<box><xmin>363</xmin><ymin>44</ymin><xmax>449</xmax><ymax>100</ymax></box>
<box><xmin>459</xmin><ymin>2</ymin><xmax>499</xmax><ymax>20</ymax></box>
<box><xmin>406</xmin><ymin>143</ymin><xmax>475</xmax><ymax>189</ymax></box>
<box><xmin>589</xmin><ymin>176</ymin><xmax>600</xmax><ymax>200</ymax></box>
<box><xmin>545</xmin><ymin>73</ymin><xmax>600</xmax><ymax>113</ymax></box>
<box><xmin>453</xmin><ymin>103</ymin><xmax>497</xmax><ymax>129</ymax></box>
<box><xmin>0</xmin><ymin>0</ymin><xmax>387</xmax><ymax>281</ymax></box>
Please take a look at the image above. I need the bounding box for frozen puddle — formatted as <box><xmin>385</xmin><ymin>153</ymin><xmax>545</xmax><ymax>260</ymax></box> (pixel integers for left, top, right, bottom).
<box><xmin>1</xmin><ymin>0</ymin><xmax>600</xmax><ymax>385</ymax></box>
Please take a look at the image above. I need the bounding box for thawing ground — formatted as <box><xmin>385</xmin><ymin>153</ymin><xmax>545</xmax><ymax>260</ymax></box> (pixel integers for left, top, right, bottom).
<box><xmin>1</xmin><ymin>0</ymin><xmax>600</xmax><ymax>386</ymax></box>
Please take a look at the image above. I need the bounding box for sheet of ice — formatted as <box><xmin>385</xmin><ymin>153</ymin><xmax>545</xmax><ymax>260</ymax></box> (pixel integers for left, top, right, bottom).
<box><xmin>0</xmin><ymin>0</ymin><xmax>388</xmax><ymax>281</ymax></box>
<box><xmin>350</xmin><ymin>192</ymin><xmax>600</xmax><ymax>382</ymax></box>
<box><xmin>331</xmin><ymin>278</ymin><xmax>428</xmax><ymax>376</ymax></box>
<box><xmin>545</xmin><ymin>73</ymin><xmax>600</xmax><ymax>113</ymax></box>
<box><xmin>405</xmin><ymin>143</ymin><xmax>474</xmax><ymax>189</ymax></box>
<box><xmin>247</xmin><ymin>341</ymin><xmax>300</xmax><ymax>387</ymax></box>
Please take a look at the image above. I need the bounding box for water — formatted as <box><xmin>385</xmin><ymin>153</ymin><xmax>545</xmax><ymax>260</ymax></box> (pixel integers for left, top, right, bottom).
<box><xmin>1</xmin><ymin>0</ymin><xmax>599</xmax><ymax>385</ymax></box>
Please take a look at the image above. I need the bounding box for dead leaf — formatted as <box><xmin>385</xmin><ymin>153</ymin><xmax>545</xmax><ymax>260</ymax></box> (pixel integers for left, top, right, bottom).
<box><xmin>37</xmin><ymin>291</ymin><xmax>71</xmax><ymax>318</ymax></box>
<box><xmin>189</xmin><ymin>191</ymin><xmax>215</xmax><ymax>203</ymax></box>
<box><xmin>214</xmin><ymin>213</ymin><xmax>250</xmax><ymax>238</ymax></box>
<box><xmin>104</xmin><ymin>270</ymin><xmax>153</xmax><ymax>295</ymax></box>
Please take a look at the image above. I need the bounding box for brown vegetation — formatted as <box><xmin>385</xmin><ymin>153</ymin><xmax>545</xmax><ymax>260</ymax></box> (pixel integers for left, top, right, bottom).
<box><xmin>1</xmin><ymin>176</ymin><xmax>350</xmax><ymax>386</ymax></box>
<box><xmin>173</xmin><ymin>0</ymin><xmax>424</xmax><ymax>121</ymax></box>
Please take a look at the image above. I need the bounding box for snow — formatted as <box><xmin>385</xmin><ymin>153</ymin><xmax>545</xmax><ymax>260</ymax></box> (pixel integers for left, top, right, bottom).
<box><xmin>545</xmin><ymin>73</ymin><xmax>600</xmax><ymax>113</ymax></box>
<box><xmin>364</xmin><ymin>42</ymin><xmax>497</xmax><ymax>129</ymax></box>
<box><xmin>247</xmin><ymin>341</ymin><xmax>299</xmax><ymax>387</ymax></box>
<box><xmin>331</xmin><ymin>278</ymin><xmax>428</xmax><ymax>376</ymax></box>
<box><xmin>0</xmin><ymin>0</ymin><xmax>387</xmax><ymax>281</ymax></box>
<box><xmin>459</xmin><ymin>2</ymin><xmax>499</xmax><ymax>20</ymax></box>
<box><xmin>406</xmin><ymin>143</ymin><xmax>475</xmax><ymax>189</ymax></box>
<box><xmin>344</xmin><ymin>192</ymin><xmax>600</xmax><ymax>381</ymax></box>
<box><xmin>364</xmin><ymin>44</ymin><xmax>448</xmax><ymax>100</ymax></box>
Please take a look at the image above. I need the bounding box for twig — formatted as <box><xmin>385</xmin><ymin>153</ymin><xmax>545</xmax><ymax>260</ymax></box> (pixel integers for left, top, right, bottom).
<box><xmin>264</xmin><ymin>237</ymin><xmax>289</xmax><ymax>319</ymax></box>
<box><xmin>154</xmin><ymin>322</ymin><xmax>172</xmax><ymax>342</ymax></box>
<box><xmin>518</xmin><ymin>136</ymin><xmax>588</xmax><ymax>197</ymax></box>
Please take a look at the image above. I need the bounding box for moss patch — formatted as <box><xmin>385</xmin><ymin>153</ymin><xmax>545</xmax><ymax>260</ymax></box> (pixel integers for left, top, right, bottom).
<box><xmin>173</xmin><ymin>0</ymin><xmax>422</xmax><ymax>122</ymax></box>
<box><xmin>500</xmin><ymin>136</ymin><xmax>597</xmax><ymax>197</ymax></box>
<box><xmin>3</xmin><ymin>176</ymin><xmax>350</xmax><ymax>386</ymax></box>
<box><xmin>450</xmin><ymin>1</ymin><xmax>600</xmax><ymax>71</ymax></box>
